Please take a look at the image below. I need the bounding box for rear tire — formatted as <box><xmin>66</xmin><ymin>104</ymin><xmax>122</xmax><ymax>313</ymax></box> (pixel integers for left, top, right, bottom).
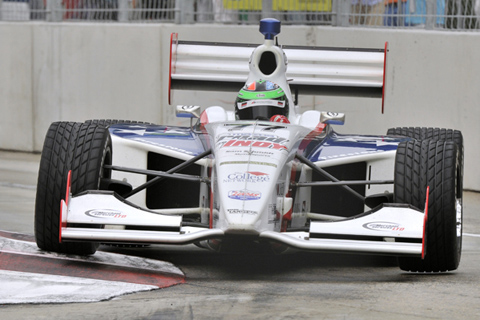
<box><xmin>394</xmin><ymin>140</ymin><xmax>462</xmax><ymax>272</ymax></box>
<box><xmin>35</xmin><ymin>122</ymin><xmax>112</xmax><ymax>255</ymax></box>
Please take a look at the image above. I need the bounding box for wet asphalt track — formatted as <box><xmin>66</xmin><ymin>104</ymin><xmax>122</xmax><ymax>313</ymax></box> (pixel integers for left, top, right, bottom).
<box><xmin>1</xmin><ymin>150</ymin><xmax>480</xmax><ymax>319</ymax></box>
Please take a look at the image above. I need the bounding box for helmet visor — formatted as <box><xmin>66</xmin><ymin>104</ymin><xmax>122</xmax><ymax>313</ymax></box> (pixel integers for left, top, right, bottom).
<box><xmin>236</xmin><ymin>99</ymin><xmax>287</xmax><ymax>120</ymax></box>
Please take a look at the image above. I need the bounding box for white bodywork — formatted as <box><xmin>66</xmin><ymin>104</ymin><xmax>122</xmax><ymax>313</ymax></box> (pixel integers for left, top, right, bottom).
<box><xmin>60</xmin><ymin>120</ymin><xmax>426</xmax><ymax>256</ymax></box>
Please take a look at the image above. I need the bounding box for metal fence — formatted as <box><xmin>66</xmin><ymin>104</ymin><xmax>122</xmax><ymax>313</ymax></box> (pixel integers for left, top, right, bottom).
<box><xmin>0</xmin><ymin>0</ymin><xmax>479</xmax><ymax>30</ymax></box>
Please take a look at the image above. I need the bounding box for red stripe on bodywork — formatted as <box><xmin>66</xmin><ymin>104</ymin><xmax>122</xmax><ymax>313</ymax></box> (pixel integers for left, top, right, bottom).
<box><xmin>281</xmin><ymin>164</ymin><xmax>297</xmax><ymax>232</ymax></box>
<box><xmin>382</xmin><ymin>42</ymin><xmax>388</xmax><ymax>114</ymax></box>
<box><xmin>59</xmin><ymin>200</ymin><xmax>64</xmax><ymax>243</ymax></box>
<box><xmin>200</xmin><ymin>109</ymin><xmax>210</xmax><ymax>127</ymax></box>
<box><xmin>298</xmin><ymin>122</ymin><xmax>327</xmax><ymax>153</ymax></box>
<box><xmin>168</xmin><ymin>33</ymin><xmax>178</xmax><ymax>105</ymax></box>
<box><xmin>422</xmin><ymin>186</ymin><xmax>429</xmax><ymax>259</ymax></box>
<box><xmin>65</xmin><ymin>170</ymin><xmax>71</xmax><ymax>206</ymax></box>
<box><xmin>59</xmin><ymin>171</ymin><xmax>72</xmax><ymax>243</ymax></box>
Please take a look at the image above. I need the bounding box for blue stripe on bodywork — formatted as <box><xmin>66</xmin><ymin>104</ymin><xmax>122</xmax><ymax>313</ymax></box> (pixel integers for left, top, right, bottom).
<box><xmin>109</xmin><ymin>124</ymin><xmax>207</xmax><ymax>156</ymax></box>
<box><xmin>307</xmin><ymin>131</ymin><xmax>411</xmax><ymax>162</ymax></box>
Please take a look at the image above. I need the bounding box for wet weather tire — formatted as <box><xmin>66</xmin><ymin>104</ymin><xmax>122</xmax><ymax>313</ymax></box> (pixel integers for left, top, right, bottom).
<box><xmin>85</xmin><ymin>119</ymin><xmax>154</xmax><ymax>126</ymax></box>
<box><xmin>35</xmin><ymin>122</ymin><xmax>112</xmax><ymax>255</ymax></box>
<box><xmin>394</xmin><ymin>139</ymin><xmax>462</xmax><ymax>272</ymax></box>
<box><xmin>387</xmin><ymin>127</ymin><xmax>464</xmax><ymax>194</ymax></box>
<box><xmin>387</xmin><ymin>127</ymin><xmax>463</xmax><ymax>148</ymax></box>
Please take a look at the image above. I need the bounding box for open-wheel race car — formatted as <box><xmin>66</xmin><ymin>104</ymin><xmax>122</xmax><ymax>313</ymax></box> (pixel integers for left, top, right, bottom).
<box><xmin>35</xmin><ymin>19</ymin><xmax>463</xmax><ymax>273</ymax></box>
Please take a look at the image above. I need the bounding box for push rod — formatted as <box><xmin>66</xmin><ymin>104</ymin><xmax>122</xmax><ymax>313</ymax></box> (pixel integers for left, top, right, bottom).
<box><xmin>295</xmin><ymin>154</ymin><xmax>366</xmax><ymax>202</ymax></box>
<box><xmin>109</xmin><ymin>149</ymin><xmax>212</xmax><ymax>199</ymax></box>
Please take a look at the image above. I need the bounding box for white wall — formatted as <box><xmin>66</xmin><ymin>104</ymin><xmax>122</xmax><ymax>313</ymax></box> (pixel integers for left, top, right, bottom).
<box><xmin>0</xmin><ymin>24</ymin><xmax>34</xmax><ymax>151</ymax></box>
<box><xmin>1</xmin><ymin>22</ymin><xmax>479</xmax><ymax>190</ymax></box>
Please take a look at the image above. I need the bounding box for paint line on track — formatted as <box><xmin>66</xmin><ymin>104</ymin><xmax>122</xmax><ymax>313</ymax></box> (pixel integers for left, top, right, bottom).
<box><xmin>0</xmin><ymin>182</ymin><xmax>36</xmax><ymax>190</ymax></box>
<box><xmin>463</xmin><ymin>233</ymin><xmax>480</xmax><ymax>238</ymax></box>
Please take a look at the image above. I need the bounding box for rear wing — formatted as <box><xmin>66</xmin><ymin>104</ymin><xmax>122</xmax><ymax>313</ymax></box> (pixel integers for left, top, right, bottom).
<box><xmin>169</xmin><ymin>33</ymin><xmax>388</xmax><ymax>112</ymax></box>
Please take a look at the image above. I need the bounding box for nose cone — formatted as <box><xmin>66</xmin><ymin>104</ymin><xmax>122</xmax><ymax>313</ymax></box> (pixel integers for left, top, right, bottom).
<box><xmin>206</xmin><ymin>121</ymin><xmax>311</xmax><ymax>233</ymax></box>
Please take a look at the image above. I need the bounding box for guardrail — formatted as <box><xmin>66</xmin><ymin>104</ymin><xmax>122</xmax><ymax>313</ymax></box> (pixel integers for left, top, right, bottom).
<box><xmin>0</xmin><ymin>0</ymin><xmax>478</xmax><ymax>30</ymax></box>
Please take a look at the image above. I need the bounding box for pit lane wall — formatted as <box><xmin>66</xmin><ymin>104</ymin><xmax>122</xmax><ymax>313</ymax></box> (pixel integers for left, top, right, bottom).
<box><xmin>1</xmin><ymin>23</ymin><xmax>479</xmax><ymax>191</ymax></box>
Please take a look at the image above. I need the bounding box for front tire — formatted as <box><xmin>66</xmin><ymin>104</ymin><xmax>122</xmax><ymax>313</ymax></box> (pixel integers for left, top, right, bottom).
<box><xmin>394</xmin><ymin>140</ymin><xmax>462</xmax><ymax>272</ymax></box>
<box><xmin>387</xmin><ymin>127</ymin><xmax>464</xmax><ymax>195</ymax></box>
<box><xmin>35</xmin><ymin>122</ymin><xmax>112</xmax><ymax>255</ymax></box>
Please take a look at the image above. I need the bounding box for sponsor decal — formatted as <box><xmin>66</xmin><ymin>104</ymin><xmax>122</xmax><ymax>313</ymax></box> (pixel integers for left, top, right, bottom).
<box><xmin>216</xmin><ymin>134</ymin><xmax>289</xmax><ymax>151</ymax></box>
<box><xmin>228</xmin><ymin>190</ymin><xmax>261</xmax><ymax>201</ymax></box>
<box><xmin>221</xmin><ymin>140</ymin><xmax>287</xmax><ymax>151</ymax></box>
<box><xmin>220</xmin><ymin>161</ymin><xmax>277</xmax><ymax>168</ymax></box>
<box><xmin>227</xmin><ymin>209</ymin><xmax>258</xmax><ymax>215</ymax></box>
<box><xmin>85</xmin><ymin>209</ymin><xmax>126</xmax><ymax>219</ymax></box>
<box><xmin>224</xmin><ymin>171</ymin><xmax>270</xmax><ymax>183</ymax></box>
<box><xmin>363</xmin><ymin>222</ymin><xmax>405</xmax><ymax>232</ymax></box>
<box><xmin>249</xmin><ymin>150</ymin><xmax>275</xmax><ymax>156</ymax></box>
<box><xmin>224</xmin><ymin>149</ymin><xmax>274</xmax><ymax>157</ymax></box>
<box><xmin>179</xmin><ymin>105</ymin><xmax>197</xmax><ymax>112</ymax></box>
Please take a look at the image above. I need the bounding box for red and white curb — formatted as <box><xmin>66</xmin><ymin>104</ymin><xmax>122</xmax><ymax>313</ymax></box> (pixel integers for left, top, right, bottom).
<box><xmin>0</xmin><ymin>231</ymin><xmax>185</xmax><ymax>304</ymax></box>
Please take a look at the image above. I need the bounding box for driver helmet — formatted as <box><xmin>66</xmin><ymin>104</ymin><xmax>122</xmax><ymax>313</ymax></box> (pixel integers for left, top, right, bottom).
<box><xmin>235</xmin><ymin>80</ymin><xmax>289</xmax><ymax>121</ymax></box>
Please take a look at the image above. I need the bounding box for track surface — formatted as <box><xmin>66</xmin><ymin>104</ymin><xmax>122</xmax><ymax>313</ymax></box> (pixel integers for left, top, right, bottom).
<box><xmin>1</xmin><ymin>151</ymin><xmax>480</xmax><ymax>319</ymax></box>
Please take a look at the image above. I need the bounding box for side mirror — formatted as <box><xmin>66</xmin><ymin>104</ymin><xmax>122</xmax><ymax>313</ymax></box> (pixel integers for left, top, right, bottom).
<box><xmin>176</xmin><ymin>105</ymin><xmax>201</xmax><ymax>119</ymax></box>
<box><xmin>320</xmin><ymin>111</ymin><xmax>345</xmax><ymax>125</ymax></box>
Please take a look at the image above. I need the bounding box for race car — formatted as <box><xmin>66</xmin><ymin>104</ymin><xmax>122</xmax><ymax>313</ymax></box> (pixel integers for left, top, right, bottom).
<box><xmin>34</xmin><ymin>19</ymin><xmax>463</xmax><ymax>273</ymax></box>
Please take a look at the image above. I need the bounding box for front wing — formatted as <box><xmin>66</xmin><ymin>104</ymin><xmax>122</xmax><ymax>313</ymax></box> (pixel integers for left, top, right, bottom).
<box><xmin>60</xmin><ymin>187</ymin><xmax>428</xmax><ymax>258</ymax></box>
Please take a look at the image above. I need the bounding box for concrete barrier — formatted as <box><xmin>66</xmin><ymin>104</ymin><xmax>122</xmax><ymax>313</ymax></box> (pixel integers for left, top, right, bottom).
<box><xmin>1</xmin><ymin>22</ymin><xmax>479</xmax><ymax>190</ymax></box>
